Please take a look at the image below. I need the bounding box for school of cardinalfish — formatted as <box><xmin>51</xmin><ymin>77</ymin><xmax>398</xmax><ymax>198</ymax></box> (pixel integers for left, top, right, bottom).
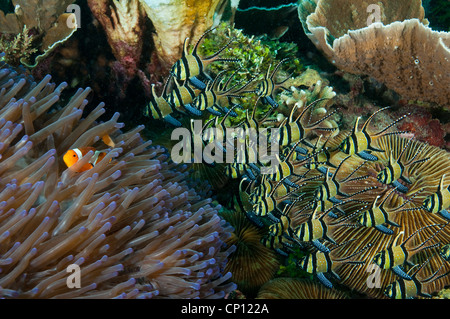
<box><xmin>65</xmin><ymin>28</ymin><xmax>450</xmax><ymax>298</ymax></box>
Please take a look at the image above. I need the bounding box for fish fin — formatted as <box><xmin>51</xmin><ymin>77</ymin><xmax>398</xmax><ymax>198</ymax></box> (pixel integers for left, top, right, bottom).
<box><xmin>263</xmin><ymin>95</ymin><xmax>278</xmax><ymax>108</ymax></box>
<box><xmin>387</xmin><ymin>219</ymin><xmax>400</xmax><ymax>227</ymax></box>
<box><xmin>164</xmin><ymin>115</ymin><xmax>182</xmax><ymax>127</ymax></box>
<box><xmin>331</xmin><ymin>270</ymin><xmax>341</xmax><ymax>281</ymax></box>
<box><xmin>328</xmin><ymin>211</ymin><xmax>338</xmax><ymax>218</ymax></box>
<box><xmin>374</xmin><ymin>224</ymin><xmax>394</xmax><ymax>235</ymax></box>
<box><xmin>312</xmin><ymin>240</ymin><xmax>330</xmax><ymax>253</ymax></box>
<box><xmin>245</xmin><ymin>211</ymin><xmax>264</xmax><ymax>228</ymax></box>
<box><xmin>101</xmin><ymin>134</ymin><xmax>115</xmax><ymax>148</ymax></box>
<box><xmin>400</xmin><ymin>175</ymin><xmax>412</xmax><ymax>184</ymax></box>
<box><xmin>275</xmin><ymin>248</ymin><xmax>289</xmax><ymax>257</ymax></box>
<box><xmin>206</xmin><ymin>107</ymin><xmax>223</xmax><ymax>116</ymax></box>
<box><xmin>392</xmin><ymin>180</ymin><xmax>409</xmax><ymax>193</ymax></box>
<box><xmin>184</xmin><ymin>103</ymin><xmax>202</xmax><ymax>116</ymax></box>
<box><xmin>189</xmin><ymin>76</ymin><xmax>206</xmax><ymax>90</ymax></box>
<box><xmin>316</xmin><ymin>273</ymin><xmax>333</xmax><ymax>289</ymax></box>
<box><xmin>329</xmin><ymin>197</ymin><xmax>343</xmax><ymax>204</ymax></box>
<box><xmin>357</xmin><ymin>150</ymin><xmax>379</xmax><ymax>161</ymax></box>
<box><xmin>439</xmin><ymin>209</ymin><xmax>450</xmax><ymax>221</ymax></box>
<box><xmin>392</xmin><ymin>266</ymin><xmax>412</xmax><ymax>280</ymax></box>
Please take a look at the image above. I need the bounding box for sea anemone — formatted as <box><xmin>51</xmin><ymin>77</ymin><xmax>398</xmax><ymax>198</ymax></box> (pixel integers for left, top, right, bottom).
<box><xmin>0</xmin><ymin>60</ymin><xmax>236</xmax><ymax>298</ymax></box>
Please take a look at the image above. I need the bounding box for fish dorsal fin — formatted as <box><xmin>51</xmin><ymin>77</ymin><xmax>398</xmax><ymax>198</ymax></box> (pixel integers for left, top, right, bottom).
<box><xmin>182</xmin><ymin>37</ymin><xmax>190</xmax><ymax>56</ymax></box>
<box><xmin>311</xmin><ymin>206</ymin><xmax>320</xmax><ymax>220</ymax></box>
<box><xmin>380</xmin><ymin>186</ymin><xmax>398</xmax><ymax>208</ymax></box>
<box><xmin>325</xmin><ymin>167</ymin><xmax>331</xmax><ymax>183</ymax></box>
<box><xmin>288</xmin><ymin>102</ymin><xmax>299</xmax><ymax>123</ymax></box>
<box><xmin>352</xmin><ymin>116</ymin><xmax>361</xmax><ymax>134</ymax></box>
<box><xmin>294</xmin><ymin>98</ymin><xmax>328</xmax><ymax>124</ymax></box>
<box><xmin>334</xmin><ymin>155</ymin><xmax>351</xmax><ymax>182</ymax></box>
<box><xmin>151</xmin><ymin>84</ymin><xmax>158</xmax><ymax>98</ymax></box>
<box><xmin>389</xmin><ymin>150</ymin><xmax>395</xmax><ymax>166</ymax></box>
<box><xmin>371</xmin><ymin>195</ymin><xmax>381</xmax><ymax>210</ymax></box>
<box><xmin>440</xmin><ymin>174</ymin><xmax>446</xmax><ymax>191</ymax></box>
<box><xmin>361</xmin><ymin>106</ymin><xmax>390</xmax><ymax>133</ymax></box>
<box><xmin>265</xmin><ymin>64</ymin><xmax>272</xmax><ymax>80</ymax></box>
<box><xmin>270</xmin><ymin>58</ymin><xmax>288</xmax><ymax>81</ymax></box>
<box><xmin>392</xmin><ymin>230</ymin><xmax>404</xmax><ymax>247</ymax></box>
<box><xmin>192</xmin><ymin>28</ymin><xmax>215</xmax><ymax>56</ymax></box>
<box><xmin>162</xmin><ymin>74</ymin><xmax>173</xmax><ymax>98</ymax></box>
<box><xmin>270</xmin><ymin>175</ymin><xmax>287</xmax><ymax>197</ymax></box>
<box><xmin>314</xmin><ymin>135</ymin><xmax>323</xmax><ymax>151</ymax></box>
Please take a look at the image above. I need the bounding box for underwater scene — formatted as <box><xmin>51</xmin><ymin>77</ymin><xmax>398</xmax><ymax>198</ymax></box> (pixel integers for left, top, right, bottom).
<box><xmin>0</xmin><ymin>0</ymin><xmax>449</xmax><ymax>302</ymax></box>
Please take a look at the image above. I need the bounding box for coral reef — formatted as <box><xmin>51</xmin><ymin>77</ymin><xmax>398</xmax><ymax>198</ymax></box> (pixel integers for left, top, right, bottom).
<box><xmin>87</xmin><ymin>0</ymin><xmax>145</xmax><ymax>80</ymax></box>
<box><xmin>298</xmin><ymin>0</ymin><xmax>450</xmax><ymax>106</ymax></box>
<box><xmin>0</xmin><ymin>0</ymin><xmax>78</xmax><ymax>67</ymax></box>
<box><xmin>256</xmin><ymin>277</ymin><xmax>349</xmax><ymax>299</ymax></box>
<box><xmin>139</xmin><ymin>0</ymin><xmax>226</xmax><ymax>69</ymax></box>
<box><xmin>0</xmin><ymin>0</ymin><xmax>448</xmax><ymax>301</ymax></box>
<box><xmin>0</xmin><ymin>25</ymin><xmax>37</xmax><ymax>66</ymax></box>
<box><xmin>221</xmin><ymin>209</ymin><xmax>280</xmax><ymax>297</ymax></box>
<box><xmin>244</xmin><ymin>87</ymin><xmax>450</xmax><ymax>298</ymax></box>
<box><xmin>0</xmin><ymin>61</ymin><xmax>235</xmax><ymax>298</ymax></box>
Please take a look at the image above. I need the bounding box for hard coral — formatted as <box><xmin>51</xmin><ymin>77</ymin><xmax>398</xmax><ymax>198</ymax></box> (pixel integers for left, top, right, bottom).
<box><xmin>0</xmin><ymin>61</ymin><xmax>235</xmax><ymax>298</ymax></box>
<box><xmin>87</xmin><ymin>0</ymin><xmax>144</xmax><ymax>79</ymax></box>
<box><xmin>242</xmin><ymin>83</ymin><xmax>450</xmax><ymax>298</ymax></box>
<box><xmin>0</xmin><ymin>0</ymin><xmax>78</xmax><ymax>67</ymax></box>
<box><xmin>395</xmin><ymin>105</ymin><xmax>447</xmax><ymax>149</ymax></box>
<box><xmin>298</xmin><ymin>0</ymin><xmax>450</xmax><ymax>106</ymax></box>
<box><xmin>221</xmin><ymin>209</ymin><xmax>280</xmax><ymax>297</ymax></box>
<box><xmin>256</xmin><ymin>277</ymin><xmax>349</xmax><ymax>299</ymax></box>
<box><xmin>139</xmin><ymin>0</ymin><xmax>226</xmax><ymax>69</ymax></box>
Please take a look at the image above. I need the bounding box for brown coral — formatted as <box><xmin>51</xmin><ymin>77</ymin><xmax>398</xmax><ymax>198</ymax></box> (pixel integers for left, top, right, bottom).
<box><xmin>222</xmin><ymin>210</ymin><xmax>280</xmax><ymax>297</ymax></box>
<box><xmin>244</xmin><ymin>82</ymin><xmax>450</xmax><ymax>298</ymax></box>
<box><xmin>139</xmin><ymin>0</ymin><xmax>226</xmax><ymax>68</ymax></box>
<box><xmin>87</xmin><ymin>0</ymin><xmax>145</xmax><ymax>78</ymax></box>
<box><xmin>298</xmin><ymin>0</ymin><xmax>450</xmax><ymax>106</ymax></box>
<box><xmin>0</xmin><ymin>0</ymin><xmax>78</xmax><ymax>67</ymax></box>
<box><xmin>256</xmin><ymin>277</ymin><xmax>349</xmax><ymax>299</ymax></box>
<box><xmin>0</xmin><ymin>61</ymin><xmax>235</xmax><ymax>298</ymax></box>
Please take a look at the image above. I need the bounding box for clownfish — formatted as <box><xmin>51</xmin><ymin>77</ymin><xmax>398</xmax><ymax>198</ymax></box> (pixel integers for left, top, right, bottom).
<box><xmin>63</xmin><ymin>135</ymin><xmax>115</xmax><ymax>172</ymax></box>
<box><xmin>63</xmin><ymin>147</ymin><xmax>110</xmax><ymax>172</ymax></box>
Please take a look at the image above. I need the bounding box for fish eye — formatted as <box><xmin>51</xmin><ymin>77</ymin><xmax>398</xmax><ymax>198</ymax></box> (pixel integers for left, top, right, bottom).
<box><xmin>340</xmin><ymin>140</ymin><xmax>348</xmax><ymax>152</ymax></box>
<box><xmin>384</xmin><ymin>285</ymin><xmax>393</xmax><ymax>298</ymax></box>
<box><xmin>373</xmin><ymin>254</ymin><xmax>381</xmax><ymax>264</ymax></box>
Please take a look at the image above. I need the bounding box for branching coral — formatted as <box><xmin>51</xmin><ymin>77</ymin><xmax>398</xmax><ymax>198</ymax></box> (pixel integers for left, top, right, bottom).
<box><xmin>0</xmin><ymin>0</ymin><xmax>78</xmax><ymax>67</ymax></box>
<box><xmin>0</xmin><ymin>25</ymin><xmax>37</xmax><ymax>66</ymax></box>
<box><xmin>0</xmin><ymin>61</ymin><xmax>235</xmax><ymax>298</ymax></box>
<box><xmin>298</xmin><ymin>0</ymin><xmax>450</xmax><ymax>106</ymax></box>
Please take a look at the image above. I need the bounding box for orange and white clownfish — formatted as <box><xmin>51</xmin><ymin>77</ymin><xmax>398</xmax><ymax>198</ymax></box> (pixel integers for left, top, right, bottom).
<box><xmin>63</xmin><ymin>147</ymin><xmax>110</xmax><ymax>172</ymax></box>
<box><xmin>63</xmin><ymin>135</ymin><xmax>115</xmax><ymax>172</ymax></box>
